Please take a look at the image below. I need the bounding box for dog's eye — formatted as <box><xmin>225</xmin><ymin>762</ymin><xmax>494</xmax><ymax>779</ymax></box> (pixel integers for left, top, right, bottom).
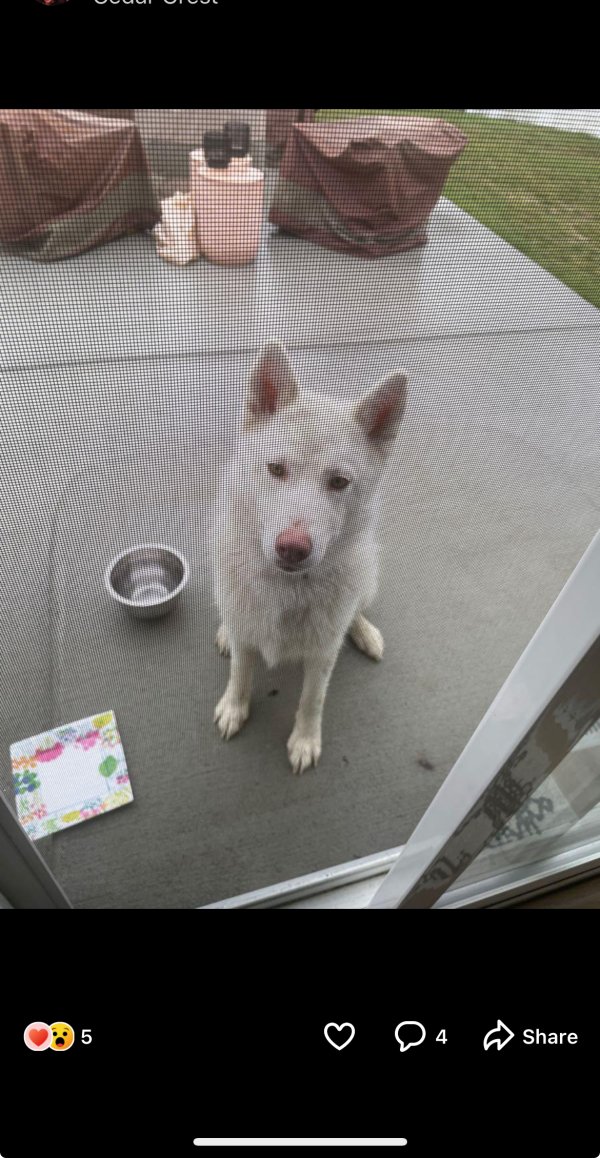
<box><xmin>268</xmin><ymin>463</ymin><xmax>287</xmax><ymax>479</ymax></box>
<box><xmin>329</xmin><ymin>475</ymin><xmax>350</xmax><ymax>490</ymax></box>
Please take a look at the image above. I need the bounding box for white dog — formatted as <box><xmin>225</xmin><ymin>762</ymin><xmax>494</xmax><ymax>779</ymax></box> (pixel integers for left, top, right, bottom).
<box><xmin>213</xmin><ymin>342</ymin><xmax>408</xmax><ymax>773</ymax></box>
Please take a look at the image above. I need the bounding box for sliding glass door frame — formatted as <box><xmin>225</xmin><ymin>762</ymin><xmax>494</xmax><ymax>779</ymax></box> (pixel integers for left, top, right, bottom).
<box><xmin>0</xmin><ymin>790</ymin><xmax>71</xmax><ymax>908</ymax></box>
<box><xmin>367</xmin><ymin>528</ymin><xmax>600</xmax><ymax>908</ymax></box>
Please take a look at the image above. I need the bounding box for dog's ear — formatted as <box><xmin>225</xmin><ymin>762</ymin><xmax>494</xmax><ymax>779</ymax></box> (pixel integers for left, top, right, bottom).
<box><xmin>353</xmin><ymin>372</ymin><xmax>408</xmax><ymax>452</ymax></box>
<box><xmin>245</xmin><ymin>342</ymin><xmax>299</xmax><ymax>427</ymax></box>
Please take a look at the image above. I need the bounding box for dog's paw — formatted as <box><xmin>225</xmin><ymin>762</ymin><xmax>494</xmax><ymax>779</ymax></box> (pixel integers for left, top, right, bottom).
<box><xmin>350</xmin><ymin>615</ymin><xmax>384</xmax><ymax>661</ymax></box>
<box><xmin>287</xmin><ymin>726</ymin><xmax>322</xmax><ymax>775</ymax></box>
<box><xmin>215</xmin><ymin>625</ymin><xmax>231</xmax><ymax>657</ymax></box>
<box><xmin>214</xmin><ymin>693</ymin><xmax>249</xmax><ymax>739</ymax></box>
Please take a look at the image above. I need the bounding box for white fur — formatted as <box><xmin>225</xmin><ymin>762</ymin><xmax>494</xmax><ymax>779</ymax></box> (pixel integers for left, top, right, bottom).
<box><xmin>212</xmin><ymin>343</ymin><xmax>407</xmax><ymax>773</ymax></box>
<box><xmin>349</xmin><ymin>612</ymin><xmax>385</xmax><ymax>661</ymax></box>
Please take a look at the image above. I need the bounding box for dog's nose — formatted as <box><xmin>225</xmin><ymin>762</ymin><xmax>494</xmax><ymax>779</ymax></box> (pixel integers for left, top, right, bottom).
<box><xmin>275</xmin><ymin>527</ymin><xmax>313</xmax><ymax>565</ymax></box>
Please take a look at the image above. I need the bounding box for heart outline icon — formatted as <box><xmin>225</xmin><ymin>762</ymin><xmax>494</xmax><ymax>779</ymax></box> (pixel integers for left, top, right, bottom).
<box><xmin>324</xmin><ymin>1022</ymin><xmax>355</xmax><ymax>1051</ymax></box>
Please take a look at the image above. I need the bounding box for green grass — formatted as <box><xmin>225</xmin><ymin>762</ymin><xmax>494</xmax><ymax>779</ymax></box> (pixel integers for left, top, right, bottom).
<box><xmin>317</xmin><ymin>110</ymin><xmax>600</xmax><ymax>309</ymax></box>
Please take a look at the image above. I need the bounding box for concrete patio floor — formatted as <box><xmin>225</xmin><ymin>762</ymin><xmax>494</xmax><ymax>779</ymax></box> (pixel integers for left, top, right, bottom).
<box><xmin>1</xmin><ymin>199</ymin><xmax>599</xmax><ymax>907</ymax></box>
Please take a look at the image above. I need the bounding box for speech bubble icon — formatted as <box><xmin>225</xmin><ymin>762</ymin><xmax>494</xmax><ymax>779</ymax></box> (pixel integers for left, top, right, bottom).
<box><xmin>395</xmin><ymin>1021</ymin><xmax>426</xmax><ymax>1052</ymax></box>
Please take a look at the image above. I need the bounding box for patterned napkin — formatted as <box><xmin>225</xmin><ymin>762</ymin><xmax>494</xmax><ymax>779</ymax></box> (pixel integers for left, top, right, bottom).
<box><xmin>10</xmin><ymin>711</ymin><xmax>133</xmax><ymax>840</ymax></box>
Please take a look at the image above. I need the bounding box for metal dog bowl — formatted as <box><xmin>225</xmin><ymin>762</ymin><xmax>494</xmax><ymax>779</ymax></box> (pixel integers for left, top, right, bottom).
<box><xmin>104</xmin><ymin>544</ymin><xmax>189</xmax><ymax>620</ymax></box>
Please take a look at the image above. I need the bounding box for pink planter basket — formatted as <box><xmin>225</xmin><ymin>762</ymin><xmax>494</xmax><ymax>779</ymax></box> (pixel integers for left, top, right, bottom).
<box><xmin>190</xmin><ymin>152</ymin><xmax>264</xmax><ymax>266</ymax></box>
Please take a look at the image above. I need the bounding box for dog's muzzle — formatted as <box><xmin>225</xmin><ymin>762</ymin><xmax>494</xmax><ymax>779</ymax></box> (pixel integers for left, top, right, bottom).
<box><xmin>275</xmin><ymin>527</ymin><xmax>313</xmax><ymax>569</ymax></box>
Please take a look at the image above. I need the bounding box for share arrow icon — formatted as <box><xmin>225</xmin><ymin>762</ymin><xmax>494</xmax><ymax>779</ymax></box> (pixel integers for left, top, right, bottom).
<box><xmin>483</xmin><ymin>1019</ymin><xmax>515</xmax><ymax>1051</ymax></box>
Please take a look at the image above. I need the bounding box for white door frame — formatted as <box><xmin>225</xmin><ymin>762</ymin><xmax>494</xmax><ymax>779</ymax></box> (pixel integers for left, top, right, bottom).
<box><xmin>367</xmin><ymin>528</ymin><xmax>600</xmax><ymax>908</ymax></box>
<box><xmin>0</xmin><ymin>789</ymin><xmax>72</xmax><ymax>908</ymax></box>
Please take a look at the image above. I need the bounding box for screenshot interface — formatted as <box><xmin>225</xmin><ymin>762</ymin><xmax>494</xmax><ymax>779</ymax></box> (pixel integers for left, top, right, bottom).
<box><xmin>3</xmin><ymin>940</ymin><xmax>598</xmax><ymax>1158</ymax></box>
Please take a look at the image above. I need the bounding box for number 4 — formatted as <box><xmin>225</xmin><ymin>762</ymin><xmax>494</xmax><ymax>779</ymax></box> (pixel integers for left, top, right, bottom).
<box><xmin>81</xmin><ymin>1029</ymin><xmax>93</xmax><ymax>1044</ymax></box>
<box><xmin>436</xmin><ymin>1029</ymin><xmax>447</xmax><ymax>1044</ymax></box>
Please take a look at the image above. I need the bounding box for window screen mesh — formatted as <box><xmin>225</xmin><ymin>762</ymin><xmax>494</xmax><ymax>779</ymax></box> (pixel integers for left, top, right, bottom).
<box><xmin>1</xmin><ymin>108</ymin><xmax>598</xmax><ymax>908</ymax></box>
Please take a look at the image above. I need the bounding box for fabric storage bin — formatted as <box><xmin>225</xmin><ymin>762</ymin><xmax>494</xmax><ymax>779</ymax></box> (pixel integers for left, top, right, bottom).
<box><xmin>269</xmin><ymin>115</ymin><xmax>467</xmax><ymax>257</ymax></box>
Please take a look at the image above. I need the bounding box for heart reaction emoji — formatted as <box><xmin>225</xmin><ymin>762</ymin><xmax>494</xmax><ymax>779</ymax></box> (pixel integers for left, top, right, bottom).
<box><xmin>324</xmin><ymin>1022</ymin><xmax>356</xmax><ymax>1051</ymax></box>
<box><xmin>24</xmin><ymin>1022</ymin><xmax>52</xmax><ymax>1051</ymax></box>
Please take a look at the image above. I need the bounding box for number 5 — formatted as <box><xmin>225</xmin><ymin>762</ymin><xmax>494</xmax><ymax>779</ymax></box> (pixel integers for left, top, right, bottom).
<box><xmin>81</xmin><ymin>1029</ymin><xmax>93</xmax><ymax>1044</ymax></box>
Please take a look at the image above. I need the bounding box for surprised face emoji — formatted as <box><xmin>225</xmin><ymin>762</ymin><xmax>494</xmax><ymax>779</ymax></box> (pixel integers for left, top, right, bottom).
<box><xmin>50</xmin><ymin>1023</ymin><xmax>75</xmax><ymax>1051</ymax></box>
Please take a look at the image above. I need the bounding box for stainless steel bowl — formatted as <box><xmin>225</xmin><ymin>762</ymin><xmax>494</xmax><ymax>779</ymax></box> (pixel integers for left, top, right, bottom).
<box><xmin>104</xmin><ymin>544</ymin><xmax>189</xmax><ymax>620</ymax></box>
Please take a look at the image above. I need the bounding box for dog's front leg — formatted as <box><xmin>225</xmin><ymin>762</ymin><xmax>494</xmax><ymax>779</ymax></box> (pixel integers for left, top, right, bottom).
<box><xmin>287</xmin><ymin>652</ymin><xmax>339</xmax><ymax>774</ymax></box>
<box><xmin>214</xmin><ymin>642</ymin><xmax>256</xmax><ymax>740</ymax></box>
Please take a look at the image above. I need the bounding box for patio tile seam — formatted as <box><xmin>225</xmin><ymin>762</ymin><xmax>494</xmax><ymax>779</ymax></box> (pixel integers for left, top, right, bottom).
<box><xmin>2</xmin><ymin>321</ymin><xmax>599</xmax><ymax>378</ymax></box>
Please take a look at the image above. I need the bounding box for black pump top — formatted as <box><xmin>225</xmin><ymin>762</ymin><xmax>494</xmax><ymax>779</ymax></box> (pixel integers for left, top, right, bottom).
<box><xmin>203</xmin><ymin>131</ymin><xmax>231</xmax><ymax>169</ymax></box>
<box><xmin>224</xmin><ymin>121</ymin><xmax>251</xmax><ymax>158</ymax></box>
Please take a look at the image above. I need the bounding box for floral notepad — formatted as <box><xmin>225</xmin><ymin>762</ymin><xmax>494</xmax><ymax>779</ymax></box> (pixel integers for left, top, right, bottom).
<box><xmin>10</xmin><ymin>711</ymin><xmax>133</xmax><ymax>840</ymax></box>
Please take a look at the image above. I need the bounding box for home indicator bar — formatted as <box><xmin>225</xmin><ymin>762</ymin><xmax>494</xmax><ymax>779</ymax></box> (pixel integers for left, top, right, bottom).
<box><xmin>193</xmin><ymin>1142</ymin><xmax>408</xmax><ymax>1148</ymax></box>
